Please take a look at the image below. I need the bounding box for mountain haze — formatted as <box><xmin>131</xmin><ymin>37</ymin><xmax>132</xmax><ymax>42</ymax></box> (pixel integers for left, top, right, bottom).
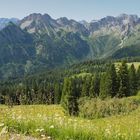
<box><xmin>0</xmin><ymin>18</ymin><xmax>19</xmax><ymax>30</ymax></box>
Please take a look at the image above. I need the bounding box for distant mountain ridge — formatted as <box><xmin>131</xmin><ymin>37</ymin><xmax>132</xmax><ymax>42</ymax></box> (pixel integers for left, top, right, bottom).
<box><xmin>0</xmin><ymin>18</ymin><xmax>19</xmax><ymax>30</ymax></box>
<box><xmin>0</xmin><ymin>13</ymin><xmax>140</xmax><ymax>79</ymax></box>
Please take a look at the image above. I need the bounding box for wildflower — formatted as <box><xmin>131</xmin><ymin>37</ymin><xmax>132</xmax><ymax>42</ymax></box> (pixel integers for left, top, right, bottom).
<box><xmin>0</xmin><ymin>126</ymin><xmax>7</xmax><ymax>135</ymax></box>
<box><xmin>40</xmin><ymin>128</ymin><xmax>44</xmax><ymax>132</ymax></box>
<box><xmin>0</xmin><ymin>123</ymin><xmax>4</xmax><ymax>127</ymax></box>
<box><xmin>47</xmin><ymin>136</ymin><xmax>51</xmax><ymax>139</ymax></box>
<box><xmin>41</xmin><ymin>134</ymin><xmax>45</xmax><ymax>137</ymax></box>
<box><xmin>35</xmin><ymin>129</ymin><xmax>40</xmax><ymax>132</ymax></box>
<box><xmin>49</xmin><ymin>125</ymin><xmax>54</xmax><ymax>129</ymax></box>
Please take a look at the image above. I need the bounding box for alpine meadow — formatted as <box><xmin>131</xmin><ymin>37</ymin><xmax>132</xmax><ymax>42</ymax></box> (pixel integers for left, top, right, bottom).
<box><xmin>0</xmin><ymin>0</ymin><xmax>140</xmax><ymax>140</ymax></box>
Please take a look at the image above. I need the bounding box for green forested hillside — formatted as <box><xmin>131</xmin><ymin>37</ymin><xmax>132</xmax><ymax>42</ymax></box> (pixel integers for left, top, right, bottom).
<box><xmin>0</xmin><ymin>24</ymin><xmax>90</xmax><ymax>79</ymax></box>
<box><xmin>0</xmin><ymin>14</ymin><xmax>140</xmax><ymax>79</ymax></box>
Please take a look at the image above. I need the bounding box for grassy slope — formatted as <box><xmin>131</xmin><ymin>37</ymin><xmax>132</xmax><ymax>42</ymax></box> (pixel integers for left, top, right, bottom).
<box><xmin>88</xmin><ymin>34</ymin><xmax>121</xmax><ymax>59</ymax></box>
<box><xmin>115</xmin><ymin>62</ymin><xmax>140</xmax><ymax>70</ymax></box>
<box><xmin>112</xmin><ymin>25</ymin><xmax>140</xmax><ymax>59</ymax></box>
<box><xmin>1</xmin><ymin>96</ymin><xmax>140</xmax><ymax>140</ymax></box>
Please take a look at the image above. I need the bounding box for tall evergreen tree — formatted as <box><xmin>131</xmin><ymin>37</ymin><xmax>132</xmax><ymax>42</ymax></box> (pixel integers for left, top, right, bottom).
<box><xmin>118</xmin><ymin>61</ymin><xmax>130</xmax><ymax>97</ymax></box>
<box><xmin>81</xmin><ymin>76</ymin><xmax>91</xmax><ymax>97</ymax></box>
<box><xmin>54</xmin><ymin>83</ymin><xmax>61</xmax><ymax>104</ymax></box>
<box><xmin>99</xmin><ymin>73</ymin><xmax>109</xmax><ymax>99</ymax></box>
<box><xmin>89</xmin><ymin>76</ymin><xmax>96</xmax><ymax>97</ymax></box>
<box><xmin>137</xmin><ymin>65</ymin><xmax>140</xmax><ymax>90</ymax></box>
<box><xmin>108</xmin><ymin>64</ymin><xmax>119</xmax><ymax>97</ymax></box>
<box><xmin>61</xmin><ymin>78</ymin><xmax>78</xmax><ymax>116</ymax></box>
<box><xmin>99</xmin><ymin>64</ymin><xmax>118</xmax><ymax>99</ymax></box>
<box><xmin>94</xmin><ymin>74</ymin><xmax>100</xmax><ymax>96</ymax></box>
<box><xmin>129</xmin><ymin>64</ymin><xmax>137</xmax><ymax>96</ymax></box>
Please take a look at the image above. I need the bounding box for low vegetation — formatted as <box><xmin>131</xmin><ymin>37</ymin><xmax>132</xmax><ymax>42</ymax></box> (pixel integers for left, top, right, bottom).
<box><xmin>79</xmin><ymin>96</ymin><xmax>140</xmax><ymax>119</ymax></box>
<box><xmin>1</xmin><ymin>96</ymin><xmax>140</xmax><ymax>140</ymax></box>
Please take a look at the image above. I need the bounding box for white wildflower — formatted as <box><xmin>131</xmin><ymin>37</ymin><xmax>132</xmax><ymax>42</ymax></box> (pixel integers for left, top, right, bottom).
<box><xmin>0</xmin><ymin>123</ymin><xmax>4</xmax><ymax>127</ymax></box>
<box><xmin>0</xmin><ymin>126</ymin><xmax>8</xmax><ymax>135</ymax></box>
<box><xmin>49</xmin><ymin>125</ymin><xmax>54</xmax><ymax>129</ymax></box>
<box><xmin>47</xmin><ymin>136</ymin><xmax>51</xmax><ymax>139</ymax></box>
<box><xmin>35</xmin><ymin>129</ymin><xmax>40</xmax><ymax>132</ymax></box>
<box><xmin>40</xmin><ymin>128</ymin><xmax>44</xmax><ymax>132</ymax></box>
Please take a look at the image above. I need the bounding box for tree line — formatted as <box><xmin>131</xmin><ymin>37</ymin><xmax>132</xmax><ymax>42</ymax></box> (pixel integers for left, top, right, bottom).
<box><xmin>0</xmin><ymin>61</ymin><xmax>140</xmax><ymax>114</ymax></box>
<box><xmin>61</xmin><ymin>62</ymin><xmax>140</xmax><ymax>115</ymax></box>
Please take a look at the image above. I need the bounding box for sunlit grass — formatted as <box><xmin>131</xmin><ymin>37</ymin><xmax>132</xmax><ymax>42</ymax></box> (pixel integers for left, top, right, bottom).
<box><xmin>0</xmin><ymin>102</ymin><xmax>140</xmax><ymax>139</ymax></box>
<box><xmin>115</xmin><ymin>62</ymin><xmax>140</xmax><ymax>70</ymax></box>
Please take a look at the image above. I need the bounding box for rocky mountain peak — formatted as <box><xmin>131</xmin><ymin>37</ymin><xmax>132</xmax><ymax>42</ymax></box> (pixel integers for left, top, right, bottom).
<box><xmin>56</xmin><ymin>17</ymin><xmax>69</xmax><ymax>25</ymax></box>
<box><xmin>20</xmin><ymin>13</ymin><xmax>59</xmax><ymax>34</ymax></box>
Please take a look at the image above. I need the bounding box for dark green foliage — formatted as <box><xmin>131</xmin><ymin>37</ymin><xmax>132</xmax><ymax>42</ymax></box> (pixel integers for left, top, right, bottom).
<box><xmin>81</xmin><ymin>76</ymin><xmax>91</xmax><ymax>97</ymax></box>
<box><xmin>112</xmin><ymin>45</ymin><xmax>140</xmax><ymax>59</ymax></box>
<box><xmin>107</xmin><ymin>64</ymin><xmax>119</xmax><ymax>97</ymax></box>
<box><xmin>0</xmin><ymin>59</ymin><xmax>139</xmax><ymax>117</ymax></box>
<box><xmin>89</xmin><ymin>76</ymin><xmax>96</xmax><ymax>97</ymax></box>
<box><xmin>137</xmin><ymin>66</ymin><xmax>140</xmax><ymax>90</ymax></box>
<box><xmin>129</xmin><ymin>64</ymin><xmax>137</xmax><ymax>95</ymax></box>
<box><xmin>94</xmin><ymin>74</ymin><xmax>100</xmax><ymax>96</ymax></box>
<box><xmin>54</xmin><ymin>83</ymin><xmax>62</xmax><ymax>104</ymax></box>
<box><xmin>0</xmin><ymin>24</ymin><xmax>90</xmax><ymax>80</ymax></box>
<box><xmin>118</xmin><ymin>61</ymin><xmax>130</xmax><ymax>97</ymax></box>
<box><xmin>99</xmin><ymin>64</ymin><xmax>118</xmax><ymax>99</ymax></box>
<box><xmin>99</xmin><ymin>73</ymin><xmax>109</xmax><ymax>99</ymax></box>
<box><xmin>61</xmin><ymin>78</ymin><xmax>79</xmax><ymax>116</ymax></box>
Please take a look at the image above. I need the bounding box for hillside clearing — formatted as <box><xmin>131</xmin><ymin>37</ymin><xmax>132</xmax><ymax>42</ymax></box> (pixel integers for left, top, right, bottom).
<box><xmin>115</xmin><ymin>62</ymin><xmax>140</xmax><ymax>70</ymax></box>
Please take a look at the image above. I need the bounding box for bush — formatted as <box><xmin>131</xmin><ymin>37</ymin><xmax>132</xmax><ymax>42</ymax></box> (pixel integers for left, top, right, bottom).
<box><xmin>78</xmin><ymin>96</ymin><xmax>140</xmax><ymax>119</ymax></box>
<box><xmin>137</xmin><ymin>90</ymin><xmax>140</xmax><ymax>96</ymax></box>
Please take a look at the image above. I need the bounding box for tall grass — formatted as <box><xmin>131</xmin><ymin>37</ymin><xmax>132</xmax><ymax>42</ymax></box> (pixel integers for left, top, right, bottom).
<box><xmin>0</xmin><ymin>97</ymin><xmax>140</xmax><ymax>140</ymax></box>
<box><xmin>78</xmin><ymin>96</ymin><xmax>140</xmax><ymax>119</ymax></box>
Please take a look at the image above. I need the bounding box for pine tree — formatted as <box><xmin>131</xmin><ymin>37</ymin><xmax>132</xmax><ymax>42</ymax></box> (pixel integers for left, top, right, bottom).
<box><xmin>61</xmin><ymin>78</ymin><xmax>69</xmax><ymax>104</ymax></box>
<box><xmin>81</xmin><ymin>76</ymin><xmax>91</xmax><ymax>97</ymax></box>
<box><xmin>94</xmin><ymin>74</ymin><xmax>100</xmax><ymax>96</ymax></box>
<box><xmin>99</xmin><ymin>64</ymin><xmax>118</xmax><ymax>99</ymax></box>
<box><xmin>81</xmin><ymin>79</ymin><xmax>87</xmax><ymax>97</ymax></box>
<box><xmin>118</xmin><ymin>61</ymin><xmax>130</xmax><ymax>97</ymax></box>
<box><xmin>137</xmin><ymin>65</ymin><xmax>140</xmax><ymax>90</ymax></box>
<box><xmin>129</xmin><ymin>64</ymin><xmax>137</xmax><ymax>96</ymax></box>
<box><xmin>108</xmin><ymin>64</ymin><xmax>119</xmax><ymax>97</ymax></box>
<box><xmin>54</xmin><ymin>83</ymin><xmax>61</xmax><ymax>104</ymax></box>
<box><xmin>99</xmin><ymin>73</ymin><xmax>109</xmax><ymax>99</ymax></box>
<box><xmin>89</xmin><ymin>76</ymin><xmax>96</xmax><ymax>97</ymax></box>
<box><xmin>61</xmin><ymin>78</ymin><xmax>78</xmax><ymax>116</ymax></box>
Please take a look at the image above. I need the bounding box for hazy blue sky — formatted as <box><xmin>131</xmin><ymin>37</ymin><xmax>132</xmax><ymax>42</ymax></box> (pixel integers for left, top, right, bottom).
<box><xmin>0</xmin><ymin>0</ymin><xmax>140</xmax><ymax>21</ymax></box>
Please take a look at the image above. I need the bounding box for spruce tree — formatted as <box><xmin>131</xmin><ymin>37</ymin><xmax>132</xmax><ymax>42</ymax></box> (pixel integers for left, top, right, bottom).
<box><xmin>61</xmin><ymin>78</ymin><xmax>69</xmax><ymax>104</ymax></box>
<box><xmin>118</xmin><ymin>61</ymin><xmax>130</xmax><ymax>97</ymax></box>
<box><xmin>54</xmin><ymin>83</ymin><xmax>61</xmax><ymax>104</ymax></box>
<box><xmin>89</xmin><ymin>76</ymin><xmax>96</xmax><ymax>97</ymax></box>
<box><xmin>99</xmin><ymin>73</ymin><xmax>109</xmax><ymax>99</ymax></box>
<box><xmin>99</xmin><ymin>64</ymin><xmax>118</xmax><ymax>99</ymax></box>
<box><xmin>94</xmin><ymin>74</ymin><xmax>100</xmax><ymax>96</ymax></box>
<box><xmin>129</xmin><ymin>64</ymin><xmax>137</xmax><ymax>96</ymax></box>
<box><xmin>81</xmin><ymin>76</ymin><xmax>91</xmax><ymax>97</ymax></box>
<box><xmin>61</xmin><ymin>78</ymin><xmax>78</xmax><ymax>116</ymax></box>
<box><xmin>137</xmin><ymin>65</ymin><xmax>140</xmax><ymax>90</ymax></box>
<box><xmin>108</xmin><ymin>64</ymin><xmax>119</xmax><ymax>97</ymax></box>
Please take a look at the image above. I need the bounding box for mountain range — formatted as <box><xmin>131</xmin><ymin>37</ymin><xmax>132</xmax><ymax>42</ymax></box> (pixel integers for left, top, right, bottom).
<box><xmin>0</xmin><ymin>13</ymin><xmax>140</xmax><ymax>79</ymax></box>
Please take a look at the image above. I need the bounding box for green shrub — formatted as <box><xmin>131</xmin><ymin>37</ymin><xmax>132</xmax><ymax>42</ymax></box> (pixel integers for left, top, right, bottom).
<box><xmin>78</xmin><ymin>96</ymin><xmax>140</xmax><ymax>119</ymax></box>
<box><xmin>137</xmin><ymin>90</ymin><xmax>140</xmax><ymax>96</ymax></box>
